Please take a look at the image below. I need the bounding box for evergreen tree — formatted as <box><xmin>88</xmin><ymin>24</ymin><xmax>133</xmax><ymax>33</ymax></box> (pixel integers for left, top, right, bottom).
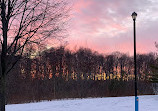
<box><xmin>150</xmin><ymin>64</ymin><xmax>158</xmax><ymax>83</ymax></box>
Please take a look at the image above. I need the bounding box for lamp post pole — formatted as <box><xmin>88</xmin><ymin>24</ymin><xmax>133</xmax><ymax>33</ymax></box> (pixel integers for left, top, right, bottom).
<box><xmin>132</xmin><ymin>12</ymin><xmax>138</xmax><ymax>111</ymax></box>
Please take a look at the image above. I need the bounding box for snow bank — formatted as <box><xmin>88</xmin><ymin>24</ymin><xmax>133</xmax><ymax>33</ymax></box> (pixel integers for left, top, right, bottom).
<box><xmin>6</xmin><ymin>95</ymin><xmax>158</xmax><ymax>111</ymax></box>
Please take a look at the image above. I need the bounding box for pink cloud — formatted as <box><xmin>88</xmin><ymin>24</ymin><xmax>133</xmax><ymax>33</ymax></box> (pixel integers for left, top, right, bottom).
<box><xmin>66</xmin><ymin>0</ymin><xmax>158</xmax><ymax>55</ymax></box>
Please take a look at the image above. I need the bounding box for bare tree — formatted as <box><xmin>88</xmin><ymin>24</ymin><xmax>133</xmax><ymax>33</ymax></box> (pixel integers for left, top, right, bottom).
<box><xmin>0</xmin><ymin>0</ymin><xmax>69</xmax><ymax>110</ymax></box>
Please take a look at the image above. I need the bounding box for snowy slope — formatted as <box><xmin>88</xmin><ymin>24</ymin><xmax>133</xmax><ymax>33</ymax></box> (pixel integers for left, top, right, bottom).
<box><xmin>6</xmin><ymin>95</ymin><xmax>158</xmax><ymax>111</ymax></box>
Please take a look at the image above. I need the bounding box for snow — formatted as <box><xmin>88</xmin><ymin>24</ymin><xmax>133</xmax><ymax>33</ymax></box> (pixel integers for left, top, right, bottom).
<box><xmin>6</xmin><ymin>95</ymin><xmax>158</xmax><ymax>111</ymax></box>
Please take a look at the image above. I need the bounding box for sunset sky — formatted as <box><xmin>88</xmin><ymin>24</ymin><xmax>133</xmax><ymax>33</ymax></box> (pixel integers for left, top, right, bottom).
<box><xmin>65</xmin><ymin>0</ymin><xmax>158</xmax><ymax>55</ymax></box>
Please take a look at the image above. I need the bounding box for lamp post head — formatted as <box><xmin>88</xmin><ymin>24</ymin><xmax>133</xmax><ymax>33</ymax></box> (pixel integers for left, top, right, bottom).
<box><xmin>132</xmin><ymin>12</ymin><xmax>137</xmax><ymax>20</ymax></box>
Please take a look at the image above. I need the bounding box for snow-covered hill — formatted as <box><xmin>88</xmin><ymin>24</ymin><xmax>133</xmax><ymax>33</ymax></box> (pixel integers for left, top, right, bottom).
<box><xmin>6</xmin><ymin>95</ymin><xmax>158</xmax><ymax>111</ymax></box>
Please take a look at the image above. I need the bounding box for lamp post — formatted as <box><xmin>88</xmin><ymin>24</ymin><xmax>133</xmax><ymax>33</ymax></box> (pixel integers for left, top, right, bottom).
<box><xmin>132</xmin><ymin>12</ymin><xmax>138</xmax><ymax>111</ymax></box>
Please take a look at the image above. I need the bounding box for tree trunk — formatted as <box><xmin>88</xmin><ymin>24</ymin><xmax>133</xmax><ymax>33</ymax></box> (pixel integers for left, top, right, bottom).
<box><xmin>0</xmin><ymin>75</ymin><xmax>5</xmax><ymax>111</ymax></box>
<box><xmin>0</xmin><ymin>48</ymin><xmax>7</xmax><ymax>111</ymax></box>
<box><xmin>152</xmin><ymin>83</ymin><xmax>158</xmax><ymax>95</ymax></box>
<box><xmin>0</xmin><ymin>1</ymin><xmax>8</xmax><ymax>110</ymax></box>
<box><xmin>53</xmin><ymin>78</ymin><xmax>56</xmax><ymax>99</ymax></box>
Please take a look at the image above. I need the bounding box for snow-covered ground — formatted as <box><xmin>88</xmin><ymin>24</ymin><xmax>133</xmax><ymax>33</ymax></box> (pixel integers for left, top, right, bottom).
<box><xmin>6</xmin><ymin>95</ymin><xmax>158</xmax><ymax>111</ymax></box>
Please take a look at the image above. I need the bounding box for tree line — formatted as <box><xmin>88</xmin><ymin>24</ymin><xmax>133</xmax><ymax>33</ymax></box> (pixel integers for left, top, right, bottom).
<box><xmin>6</xmin><ymin>46</ymin><xmax>156</xmax><ymax>104</ymax></box>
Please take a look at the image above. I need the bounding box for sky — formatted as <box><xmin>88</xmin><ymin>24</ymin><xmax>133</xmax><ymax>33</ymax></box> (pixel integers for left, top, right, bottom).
<box><xmin>64</xmin><ymin>0</ymin><xmax>158</xmax><ymax>55</ymax></box>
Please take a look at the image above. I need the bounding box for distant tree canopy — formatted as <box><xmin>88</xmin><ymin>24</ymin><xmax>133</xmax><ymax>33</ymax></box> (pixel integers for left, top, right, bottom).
<box><xmin>5</xmin><ymin>47</ymin><xmax>156</xmax><ymax>104</ymax></box>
